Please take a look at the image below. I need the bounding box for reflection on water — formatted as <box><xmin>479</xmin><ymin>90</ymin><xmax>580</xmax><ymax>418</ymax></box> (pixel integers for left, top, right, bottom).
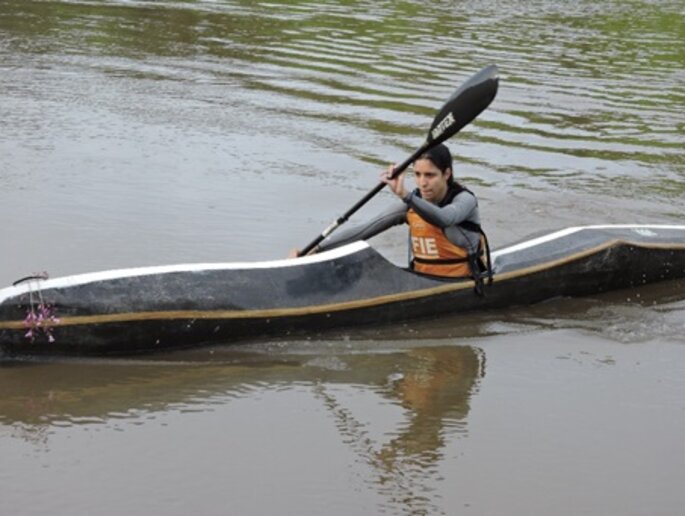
<box><xmin>0</xmin><ymin>345</ymin><xmax>482</xmax><ymax>514</ymax></box>
<box><xmin>313</xmin><ymin>346</ymin><xmax>483</xmax><ymax>514</ymax></box>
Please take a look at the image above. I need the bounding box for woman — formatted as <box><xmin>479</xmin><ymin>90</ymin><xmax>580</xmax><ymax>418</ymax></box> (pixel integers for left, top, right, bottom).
<box><xmin>296</xmin><ymin>144</ymin><xmax>490</xmax><ymax>287</ymax></box>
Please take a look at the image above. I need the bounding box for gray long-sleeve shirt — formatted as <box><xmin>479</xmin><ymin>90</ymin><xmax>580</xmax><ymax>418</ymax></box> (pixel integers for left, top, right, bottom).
<box><xmin>317</xmin><ymin>188</ymin><xmax>482</xmax><ymax>255</ymax></box>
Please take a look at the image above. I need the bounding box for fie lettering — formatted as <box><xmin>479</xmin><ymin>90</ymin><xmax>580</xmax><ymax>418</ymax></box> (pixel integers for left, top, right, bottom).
<box><xmin>411</xmin><ymin>236</ymin><xmax>438</xmax><ymax>256</ymax></box>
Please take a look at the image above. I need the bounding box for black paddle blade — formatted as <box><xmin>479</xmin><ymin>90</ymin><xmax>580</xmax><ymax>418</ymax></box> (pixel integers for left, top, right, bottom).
<box><xmin>427</xmin><ymin>64</ymin><xmax>499</xmax><ymax>146</ymax></box>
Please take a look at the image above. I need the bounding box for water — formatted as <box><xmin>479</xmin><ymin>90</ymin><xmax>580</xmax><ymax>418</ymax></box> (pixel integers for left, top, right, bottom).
<box><xmin>1</xmin><ymin>0</ymin><xmax>684</xmax><ymax>514</ymax></box>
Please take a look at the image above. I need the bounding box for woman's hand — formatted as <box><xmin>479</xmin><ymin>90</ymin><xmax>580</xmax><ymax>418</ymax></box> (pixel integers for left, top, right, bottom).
<box><xmin>287</xmin><ymin>246</ymin><xmax>319</xmax><ymax>258</ymax></box>
<box><xmin>380</xmin><ymin>165</ymin><xmax>408</xmax><ymax>199</ymax></box>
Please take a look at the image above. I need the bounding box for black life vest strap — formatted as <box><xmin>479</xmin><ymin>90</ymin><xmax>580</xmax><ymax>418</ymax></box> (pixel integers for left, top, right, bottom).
<box><xmin>457</xmin><ymin>220</ymin><xmax>481</xmax><ymax>233</ymax></box>
<box><xmin>448</xmin><ymin>186</ymin><xmax>494</xmax><ymax>295</ymax></box>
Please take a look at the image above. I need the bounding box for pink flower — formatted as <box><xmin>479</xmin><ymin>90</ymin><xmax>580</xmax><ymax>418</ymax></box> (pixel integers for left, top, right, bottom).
<box><xmin>23</xmin><ymin>302</ymin><xmax>60</xmax><ymax>343</ymax></box>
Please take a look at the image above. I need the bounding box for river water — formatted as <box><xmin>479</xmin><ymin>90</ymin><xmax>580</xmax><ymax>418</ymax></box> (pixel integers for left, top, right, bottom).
<box><xmin>1</xmin><ymin>1</ymin><xmax>684</xmax><ymax>514</ymax></box>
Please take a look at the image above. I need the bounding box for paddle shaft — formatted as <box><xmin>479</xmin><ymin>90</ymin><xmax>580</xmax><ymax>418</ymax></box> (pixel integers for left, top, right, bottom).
<box><xmin>298</xmin><ymin>142</ymin><xmax>429</xmax><ymax>256</ymax></box>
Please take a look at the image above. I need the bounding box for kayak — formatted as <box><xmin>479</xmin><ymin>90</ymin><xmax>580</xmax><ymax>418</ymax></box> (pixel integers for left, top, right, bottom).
<box><xmin>1</xmin><ymin>224</ymin><xmax>685</xmax><ymax>356</ymax></box>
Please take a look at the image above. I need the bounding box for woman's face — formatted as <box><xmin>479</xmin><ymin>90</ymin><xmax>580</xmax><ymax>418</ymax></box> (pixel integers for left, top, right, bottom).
<box><xmin>412</xmin><ymin>158</ymin><xmax>451</xmax><ymax>203</ymax></box>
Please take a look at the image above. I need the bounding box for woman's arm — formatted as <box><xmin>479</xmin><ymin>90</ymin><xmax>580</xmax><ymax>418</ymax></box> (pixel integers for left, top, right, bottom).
<box><xmin>316</xmin><ymin>200</ymin><xmax>408</xmax><ymax>252</ymax></box>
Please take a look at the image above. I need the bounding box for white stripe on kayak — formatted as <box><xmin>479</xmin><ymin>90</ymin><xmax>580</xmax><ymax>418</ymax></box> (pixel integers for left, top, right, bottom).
<box><xmin>3</xmin><ymin>225</ymin><xmax>685</xmax><ymax>305</ymax></box>
<box><xmin>491</xmin><ymin>224</ymin><xmax>685</xmax><ymax>260</ymax></box>
<box><xmin>0</xmin><ymin>241</ymin><xmax>371</xmax><ymax>304</ymax></box>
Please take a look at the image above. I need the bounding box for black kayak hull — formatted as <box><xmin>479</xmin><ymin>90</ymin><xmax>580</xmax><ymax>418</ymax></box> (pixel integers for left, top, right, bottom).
<box><xmin>2</xmin><ymin>225</ymin><xmax>685</xmax><ymax>356</ymax></box>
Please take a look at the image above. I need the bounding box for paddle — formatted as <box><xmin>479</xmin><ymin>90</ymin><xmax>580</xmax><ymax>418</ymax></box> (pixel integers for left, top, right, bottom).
<box><xmin>298</xmin><ymin>64</ymin><xmax>499</xmax><ymax>257</ymax></box>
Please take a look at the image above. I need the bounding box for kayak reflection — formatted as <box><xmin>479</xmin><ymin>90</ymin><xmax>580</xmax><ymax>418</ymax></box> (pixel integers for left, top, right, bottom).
<box><xmin>0</xmin><ymin>344</ymin><xmax>483</xmax><ymax>439</ymax></box>
<box><xmin>1</xmin><ymin>344</ymin><xmax>483</xmax><ymax>514</ymax></box>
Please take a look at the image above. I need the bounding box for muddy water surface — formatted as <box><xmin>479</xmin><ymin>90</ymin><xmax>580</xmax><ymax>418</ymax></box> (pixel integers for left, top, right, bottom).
<box><xmin>1</xmin><ymin>1</ymin><xmax>684</xmax><ymax>514</ymax></box>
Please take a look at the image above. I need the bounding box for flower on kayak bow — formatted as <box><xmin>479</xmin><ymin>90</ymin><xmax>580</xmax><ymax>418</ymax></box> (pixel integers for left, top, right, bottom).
<box><xmin>18</xmin><ymin>272</ymin><xmax>60</xmax><ymax>343</ymax></box>
<box><xmin>24</xmin><ymin>303</ymin><xmax>61</xmax><ymax>343</ymax></box>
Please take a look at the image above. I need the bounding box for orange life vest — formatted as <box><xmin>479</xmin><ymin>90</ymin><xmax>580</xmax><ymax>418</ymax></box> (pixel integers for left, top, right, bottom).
<box><xmin>407</xmin><ymin>208</ymin><xmax>473</xmax><ymax>278</ymax></box>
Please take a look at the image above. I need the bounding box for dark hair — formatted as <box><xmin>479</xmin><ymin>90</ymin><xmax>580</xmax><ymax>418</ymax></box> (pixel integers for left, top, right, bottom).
<box><xmin>416</xmin><ymin>144</ymin><xmax>455</xmax><ymax>185</ymax></box>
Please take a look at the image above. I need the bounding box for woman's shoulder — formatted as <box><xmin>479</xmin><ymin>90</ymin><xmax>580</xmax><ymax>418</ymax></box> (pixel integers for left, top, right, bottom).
<box><xmin>452</xmin><ymin>187</ymin><xmax>478</xmax><ymax>204</ymax></box>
